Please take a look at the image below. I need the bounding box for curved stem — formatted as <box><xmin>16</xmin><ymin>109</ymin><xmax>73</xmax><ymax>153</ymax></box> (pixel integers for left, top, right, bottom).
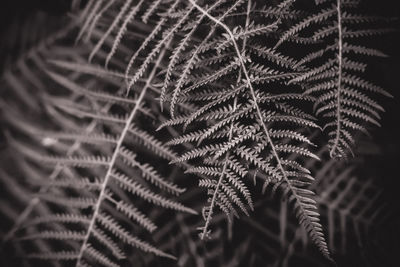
<box><xmin>200</xmin><ymin>0</ymin><xmax>252</xmax><ymax>239</ymax></box>
<box><xmin>75</xmin><ymin>44</ymin><xmax>168</xmax><ymax>266</ymax></box>
<box><xmin>188</xmin><ymin>0</ymin><xmax>287</xmax><ymax>185</ymax></box>
<box><xmin>190</xmin><ymin>0</ymin><xmax>293</xmax><ymax>238</ymax></box>
<box><xmin>188</xmin><ymin>3</ymin><xmax>330</xmax><ymax>259</ymax></box>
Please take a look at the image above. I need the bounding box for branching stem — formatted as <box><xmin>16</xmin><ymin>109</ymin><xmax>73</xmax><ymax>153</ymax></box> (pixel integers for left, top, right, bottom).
<box><xmin>189</xmin><ymin>0</ymin><xmax>293</xmax><ymax>238</ymax></box>
<box><xmin>188</xmin><ymin>0</ymin><xmax>287</xmax><ymax>186</ymax></box>
<box><xmin>188</xmin><ymin>3</ymin><xmax>329</xmax><ymax>259</ymax></box>
<box><xmin>199</xmin><ymin>0</ymin><xmax>253</xmax><ymax>239</ymax></box>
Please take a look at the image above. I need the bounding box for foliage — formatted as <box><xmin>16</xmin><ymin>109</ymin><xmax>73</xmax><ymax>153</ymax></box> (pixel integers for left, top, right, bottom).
<box><xmin>0</xmin><ymin>0</ymin><xmax>397</xmax><ymax>266</ymax></box>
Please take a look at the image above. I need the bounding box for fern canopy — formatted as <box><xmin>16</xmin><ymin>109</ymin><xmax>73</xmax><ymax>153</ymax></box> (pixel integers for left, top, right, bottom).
<box><xmin>0</xmin><ymin>0</ymin><xmax>395</xmax><ymax>266</ymax></box>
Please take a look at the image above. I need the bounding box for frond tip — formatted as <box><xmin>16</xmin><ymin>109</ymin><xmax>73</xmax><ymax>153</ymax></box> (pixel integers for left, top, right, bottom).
<box><xmin>281</xmin><ymin>178</ymin><xmax>331</xmax><ymax>260</ymax></box>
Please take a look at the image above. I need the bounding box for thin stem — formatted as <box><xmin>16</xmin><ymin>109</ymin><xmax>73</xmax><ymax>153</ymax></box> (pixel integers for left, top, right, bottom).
<box><xmin>330</xmin><ymin>0</ymin><xmax>343</xmax><ymax>157</ymax></box>
<box><xmin>192</xmin><ymin>0</ymin><xmax>278</xmax><ymax>239</ymax></box>
<box><xmin>200</xmin><ymin>0</ymin><xmax>252</xmax><ymax>239</ymax></box>
<box><xmin>188</xmin><ymin>0</ymin><xmax>288</xmax><ymax>184</ymax></box>
<box><xmin>188</xmin><ymin>3</ymin><xmax>328</xmax><ymax>257</ymax></box>
<box><xmin>75</xmin><ymin>44</ymin><xmax>168</xmax><ymax>266</ymax></box>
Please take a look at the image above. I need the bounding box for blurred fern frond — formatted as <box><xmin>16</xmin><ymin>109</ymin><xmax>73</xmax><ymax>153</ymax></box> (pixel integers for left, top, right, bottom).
<box><xmin>0</xmin><ymin>24</ymin><xmax>197</xmax><ymax>266</ymax></box>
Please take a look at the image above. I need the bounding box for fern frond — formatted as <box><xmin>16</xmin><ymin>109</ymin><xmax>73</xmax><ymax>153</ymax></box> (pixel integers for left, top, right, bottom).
<box><xmin>97</xmin><ymin>212</ymin><xmax>176</xmax><ymax>259</ymax></box>
<box><xmin>1</xmin><ymin>18</ymin><xmax>197</xmax><ymax>265</ymax></box>
<box><xmin>152</xmin><ymin>0</ymin><xmax>330</xmax><ymax>258</ymax></box>
<box><xmin>84</xmin><ymin>244</ymin><xmax>120</xmax><ymax>267</ymax></box>
<box><xmin>279</xmin><ymin>0</ymin><xmax>392</xmax><ymax>158</ymax></box>
<box><xmin>1</xmin><ymin>0</ymin><xmax>395</xmax><ymax>265</ymax></box>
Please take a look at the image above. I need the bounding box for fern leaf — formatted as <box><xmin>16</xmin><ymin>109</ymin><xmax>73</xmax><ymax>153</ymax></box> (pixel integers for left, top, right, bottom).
<box><xmin>279</xmin><ymin>0</ymin><xmax>391</xmax><ymax>157</ymax></box>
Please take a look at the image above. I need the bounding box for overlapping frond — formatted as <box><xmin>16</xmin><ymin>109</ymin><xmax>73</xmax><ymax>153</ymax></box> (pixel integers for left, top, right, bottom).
<box><xmin>146</xmin><ymin>0</ymin><xmax>330</xmax><ymax>259</ymax></box>
<box><xmin>0</xmin><ymin>20</ymin><xmax>196</xmax><ymax>267</ymax></box>
<box><xmin>277</xmin><ymin>0</ymin><xmax>393</xmax><ymax>158</ymax></box>
<box><xmin>147</xmin><ymin>142</ymin><xmax>396</xmax><ymax>267</ymax></box>
<box><xmin>0</xmin><ymin>0</ymin><xmax>395</xmax><ymax>266</ymax></box>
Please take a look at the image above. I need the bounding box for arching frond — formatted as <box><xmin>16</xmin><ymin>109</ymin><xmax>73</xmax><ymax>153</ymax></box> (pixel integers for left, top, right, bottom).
<box><xmin>277</xmin><ymin>0</ymin><xmax>392</xmax><ymax>158</ymax></box>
